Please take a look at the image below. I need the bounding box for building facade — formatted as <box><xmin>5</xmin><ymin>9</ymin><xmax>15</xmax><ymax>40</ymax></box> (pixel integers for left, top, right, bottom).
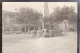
<box><xmin>2</xmin><ymin>11</ymin><xmax>38</xmax><ymax>34</ymax></box>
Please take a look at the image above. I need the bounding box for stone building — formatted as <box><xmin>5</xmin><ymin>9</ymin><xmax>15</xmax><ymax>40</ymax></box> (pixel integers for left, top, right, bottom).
<box><xmin>2</xmin><ymin>11</ymin><xmax>39</xmax><ymax>34</ymax></box>
<box><xmin>2</xmin><ymin>11</ymin><xmax>19</xmax><ymax>34</ymax></box>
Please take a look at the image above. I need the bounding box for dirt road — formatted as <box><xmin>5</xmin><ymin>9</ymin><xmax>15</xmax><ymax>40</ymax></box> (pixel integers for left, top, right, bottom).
<box><xmin>2</xmin><ymin>32</ymin><xmax>77</xmax><ymax>53</ymax></box>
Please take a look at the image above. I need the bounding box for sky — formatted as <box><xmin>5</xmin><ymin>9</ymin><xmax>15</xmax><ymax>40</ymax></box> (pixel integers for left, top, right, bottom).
<box><xmin>2</xmin><ymin>2</ymin><xmax>77</xmax><ymax>14</ymax></box>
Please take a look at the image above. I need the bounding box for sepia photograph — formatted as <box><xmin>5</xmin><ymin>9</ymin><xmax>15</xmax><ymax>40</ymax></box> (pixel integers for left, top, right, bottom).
<box><xmin>2</xmin><ymin>2</ymin><xmax>77</xmax><ymax>53</ymax></box>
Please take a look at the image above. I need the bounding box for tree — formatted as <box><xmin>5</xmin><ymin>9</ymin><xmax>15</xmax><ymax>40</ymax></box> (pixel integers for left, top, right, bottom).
<box><xmin>16</xmin><ymin>7</ymin><xmax>42</xmax><ymax>33</ymax></box>
<box><xmin>50</xmin><ymin>6</ymin><xmax>77</xmax><ymax>32</ymax></box>
<box><xmin>50</xmin><ymin>6</ymin><xmax>77</xmax><ymax>24</ymax></box>
<box><xmin>16</xmin><ymin>7</ymin><xmax>42</xmax><ymax>25</ymax></box>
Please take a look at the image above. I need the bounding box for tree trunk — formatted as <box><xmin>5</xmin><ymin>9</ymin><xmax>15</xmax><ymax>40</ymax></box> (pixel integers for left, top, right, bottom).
<box><xmin>42</xmin><ymin>21</ymin><xmax>44</xmax><ymax>30</ymax></box>
<box><xmin>65</xmin><ymin>22</ymin><xmax>67</xmax><ymax>34</ymax></box>
<box><xmin>28</xmin><ymin>24</ymin><xmax>30</xmax><ymax>34</ymax></box>
<box><xmin>34</xmin><ymin>26</ymin><xmax>35</xmax><ymax>30</ymax></box>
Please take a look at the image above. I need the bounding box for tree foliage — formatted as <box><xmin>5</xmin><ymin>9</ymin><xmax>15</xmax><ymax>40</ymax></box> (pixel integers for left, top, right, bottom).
<box><xmin>16</xmin><ymin>7</ymin><xmax>43</xmax><ymax>27</ymax></box>
<box><xmin>50</xmin><ymin>6</ymin><xmax>77</xmax><ymax>24</ymax></box>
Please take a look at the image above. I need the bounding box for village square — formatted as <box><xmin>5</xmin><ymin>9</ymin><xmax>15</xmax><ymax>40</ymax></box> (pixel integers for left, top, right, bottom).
<box><xmin>2</xmin><ymin>2</ymin><xmax>77</xmax><ymax>53</ymax></box>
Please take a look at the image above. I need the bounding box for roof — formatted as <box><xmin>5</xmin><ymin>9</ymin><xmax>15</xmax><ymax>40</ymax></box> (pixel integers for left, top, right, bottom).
<box><xmin>2</xmin><ymin>11</ymin><xmax>19</xmax><ymax>18</ymax></box>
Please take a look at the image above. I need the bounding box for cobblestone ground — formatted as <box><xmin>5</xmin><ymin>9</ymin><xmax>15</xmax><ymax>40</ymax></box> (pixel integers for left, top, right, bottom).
<box><xmin>2</xmin><ymin>32</ymin><xmax>77</xmax><ymax>53</ymax></box>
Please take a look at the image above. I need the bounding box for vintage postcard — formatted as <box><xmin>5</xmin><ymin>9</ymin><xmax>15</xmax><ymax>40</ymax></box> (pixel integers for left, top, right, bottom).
<box><xmin>2</xmin><ymin>2</ymin><xmax>77</xmax><ymax>53</ymax></box>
